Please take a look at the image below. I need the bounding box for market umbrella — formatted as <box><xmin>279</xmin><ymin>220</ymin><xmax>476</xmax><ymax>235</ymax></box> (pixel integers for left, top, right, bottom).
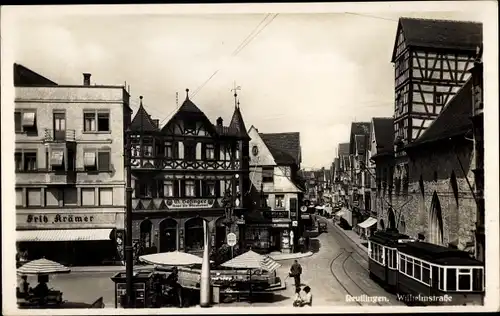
<box><xmin>220</xmin><ymin>250</ymin><xmax>281</xmax><ymax>272</ymax></box>
<box><xmin>17</xmin><ymin>258</ymin><xmax>70</xmax><ymax>275</ymax></box>
<box><xmin>220</xmin><ymin>250</ymin><xmax>281</xmax><ymax>301</ymax></box>
<box><xmin>139</xmin><ymin>251</ymin><xmax>213</xmax><ymax>266</ymax></box>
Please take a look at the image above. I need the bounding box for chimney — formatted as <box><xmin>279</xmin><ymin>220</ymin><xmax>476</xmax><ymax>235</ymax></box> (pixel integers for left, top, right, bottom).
<box><xmin>153</xmin><ymin>119</ymin><xmax>160</xmax><ymax>128</ymax></box>
<box><xmin>216</xmin><ymin>117</ymin><xmax>223</xmax><ymax>127</ymax></box>
<box><xmin>83</xmin><ymin>73</ymin><xmax>91</xmax><ymax>86</ymax></box>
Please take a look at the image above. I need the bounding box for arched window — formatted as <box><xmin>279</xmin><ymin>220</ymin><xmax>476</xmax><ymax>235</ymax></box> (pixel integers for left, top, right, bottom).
<box><xmin>429</xmin><ymin>191</ymin><xmax>444</xmax><ymax>245</ymax></box>
<box><xmin>185</xmin><ymin>217</ymin><xmax>206</xmax><ymax>252</ymax></box>
<box><xmin>140</xmin><ymin>219</ymin><xmax>153</xmax><ymax>248</ymax></box>
<box><xmin>379</xmin><ymin>219</ymin><xmax>385</xmax><ymax>230</ymax></box>
<box><xmin>159</xmin><ymin>218</ymin><xmax>177</xmax><ymax>252</ymax></box>
<box><xmin>399</xmin><ymin>215</ymin><xmax>406</xmax><ymax>234</ymax></box>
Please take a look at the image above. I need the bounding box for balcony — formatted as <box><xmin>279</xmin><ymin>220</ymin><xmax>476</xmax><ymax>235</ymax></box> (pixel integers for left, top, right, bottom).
<box><xmin>44</xmin><ymin>129</ymin><xmax>76</xmax><ymax>142</ymax></box>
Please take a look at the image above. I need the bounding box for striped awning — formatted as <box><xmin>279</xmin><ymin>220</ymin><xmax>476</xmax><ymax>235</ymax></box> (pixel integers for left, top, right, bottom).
<box><xmin>17</xmin><ymin>258</ymin><xmax>70</xmax><ymax>275</ymax></box>
<box><xmin>140</xmin><ymin>251</ymin><xmax>212</xmax><ymax>266</ymax></box>
<box><xmin>221</xmin><ymin>250</ymin><xmax>281</xmax><ymax>272</ymax></box>
<box><xmin>17</xmin><ymin>229</ymin><xmax>113</xmax><ymax>242</ymax></box>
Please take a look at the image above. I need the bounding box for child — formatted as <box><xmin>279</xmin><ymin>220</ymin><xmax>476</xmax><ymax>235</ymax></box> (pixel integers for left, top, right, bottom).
<box><xmin>292</xmin><ymin>286</ymin><xmax>302</xmax><ymax>307</ymax></box>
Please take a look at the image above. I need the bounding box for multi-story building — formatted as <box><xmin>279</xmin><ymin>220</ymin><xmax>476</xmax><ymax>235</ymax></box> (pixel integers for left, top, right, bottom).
<box><xmin>129</xmin><ymin>91</ymin><xmax>250</xmax><ymax>256</ymax></box>
<box><xmin>346</xmin><ymin>122</ymin><xmax>371</xmax><ymax>228</ymax></box>
<box><xmin>377</xmin><ymin>17</ymin><xmax>483</xmax><ymax>252</ymax></box>
<box><xmin>247</xmin><ymin>127</ymin><xmax>303</xmax><ymax>253</ymax></box>
<box><xmin>368</xmin><ymin>117</ymin><xmax>395</xmax><ymax>230</ymax></box>
<box><xmin>14</xmin><ymin>64</ymin><xmax>130</xmax><ymax>266</ymax></box>
<box><xmin>336</xmin><ymin>143</ymin><xmax>350</xmax><ymax>206</ymax></box>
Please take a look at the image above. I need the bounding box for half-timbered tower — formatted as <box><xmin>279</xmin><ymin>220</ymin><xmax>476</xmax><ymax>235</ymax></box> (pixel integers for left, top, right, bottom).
<box><xmin>130</xmin><ymin>90</ymin><xmax>250</xmax><ymax>256</ymax></box>
<box><xmin>389</xmin><ymin>18</ymin><xmax>482</xmax><ymax>238</ymax></box>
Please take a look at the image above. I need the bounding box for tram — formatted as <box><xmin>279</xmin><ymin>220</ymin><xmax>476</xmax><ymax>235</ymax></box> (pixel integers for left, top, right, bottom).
<box><xmin>368</xmin><ymin>229</ymin><xmax>485</xmax><ymax>306</ymax></box>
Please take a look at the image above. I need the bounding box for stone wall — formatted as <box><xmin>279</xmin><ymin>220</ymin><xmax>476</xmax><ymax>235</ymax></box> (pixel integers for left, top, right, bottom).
<box><xmin>375</xmin><ymin>139</ymin><xmax>477</xmax><ymax>253</ymax></box>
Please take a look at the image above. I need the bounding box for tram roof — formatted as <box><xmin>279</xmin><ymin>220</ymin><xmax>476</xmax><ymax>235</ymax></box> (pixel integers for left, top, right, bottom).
<box><xmin>369</xmin><ymin>229</ymin><xmax>411</xmax><ymax>247</ymax></box>
<box><xmin>399</xmin><ymin>241</ymin><xmax>483</xmax><ymax>266</ymax></box>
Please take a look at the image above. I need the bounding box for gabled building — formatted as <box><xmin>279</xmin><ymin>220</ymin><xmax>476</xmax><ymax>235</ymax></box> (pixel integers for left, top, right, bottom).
<box><xmin>15</xmin><ymin>64</ymin><xmax>131</xmax><ymax>266</ymax></box>
<box><xmin>130</xmin><ymin>90</ymin><xmax>250</xmax><ymax>256</ymax></box>
<box><xmin>368</xmin><ymin>117</ymin><xmax>395</xmax><ymax>230</ymax></box>
<box><xmin>247</xmin><ymin>128</ymin><xmax>303</xmax><ymax>253</ymax></box>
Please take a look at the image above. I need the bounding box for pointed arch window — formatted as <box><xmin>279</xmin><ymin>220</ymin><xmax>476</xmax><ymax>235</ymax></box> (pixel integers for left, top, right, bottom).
<box><xmin>429</xmin><ymin>191</ymin><xmax>444</xmax><ymax>245</ymax></box>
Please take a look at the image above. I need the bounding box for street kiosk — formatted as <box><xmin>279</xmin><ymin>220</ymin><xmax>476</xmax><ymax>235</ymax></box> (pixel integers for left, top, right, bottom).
<box><xmin>110</xmin><ymin>271</ymin><xmax>153</xmax><ymax>308</ymax></box>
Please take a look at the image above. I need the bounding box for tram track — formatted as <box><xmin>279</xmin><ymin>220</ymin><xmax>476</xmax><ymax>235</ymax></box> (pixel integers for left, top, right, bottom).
<box><xmin>329</xmin><ymin>248</ymin><xmax>383</xmax><ymax>306</ymax></box>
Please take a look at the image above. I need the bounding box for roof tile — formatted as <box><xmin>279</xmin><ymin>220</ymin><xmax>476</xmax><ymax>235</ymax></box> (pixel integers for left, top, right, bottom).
<box><xmin>259</xmin><ymin>132</ymin><xmax>301</xmax><ymax>165</ymax></box>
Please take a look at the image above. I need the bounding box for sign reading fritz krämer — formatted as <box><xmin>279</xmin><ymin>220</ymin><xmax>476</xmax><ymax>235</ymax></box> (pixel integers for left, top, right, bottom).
<box><xmin>17</xmin><ymin>213</ymin><xmax>118</xmax><ymax>229</ymax></box>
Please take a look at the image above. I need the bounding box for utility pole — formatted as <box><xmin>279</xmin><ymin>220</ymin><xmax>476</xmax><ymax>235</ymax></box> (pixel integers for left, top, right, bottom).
<box><xmin>124</xmin><ymin>102</ymin><xmax>135</xmax><ymax>307</ymax></box>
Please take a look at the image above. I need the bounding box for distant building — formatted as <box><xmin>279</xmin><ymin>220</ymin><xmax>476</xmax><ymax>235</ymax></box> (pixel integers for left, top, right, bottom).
<box><xmin>247</xmin><ymin>128</ymin><xmax>303</xmax><ymax>253</ymax></box>
<box><xmin>129</xmin><ymin>91</ymin><xmax>250</xmax><ymax>256</ymax></box>
<box><xmin>15</xmin><ymin>64</ymin><xmax>131</xmax><ymax>266</ymax></box>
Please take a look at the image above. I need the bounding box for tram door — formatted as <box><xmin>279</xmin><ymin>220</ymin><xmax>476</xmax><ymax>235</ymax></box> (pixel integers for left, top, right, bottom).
<box><xmin>431</xmin><ymin>266</ymin><xmax>439</xmax><ymax>296</ymax></box>
<box><xmin>384</xmin><ymin>247</ymin><xmax>390</xmax><ymax>282</ymax></box>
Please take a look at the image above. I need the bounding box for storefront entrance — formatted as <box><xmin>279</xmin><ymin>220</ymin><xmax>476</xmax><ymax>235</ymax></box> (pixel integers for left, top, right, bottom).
<box><xmin>270</xmin><ymin>230</ymin><xmax>281</xmax><ymax>252</ymax></box>
<box><xmin>184</xmin><ymin>217</ymin><xmax>206</xmax><ymax>253</ymax></box>
<box><xmin>215</xmin><ymin>217</ymin><xmax>227</xmax><ymax>249</ymax></box>
<box><xmin>159</xmin><ymin>218</ymin><xmax>177</xmax><ymax>252</ymax></box>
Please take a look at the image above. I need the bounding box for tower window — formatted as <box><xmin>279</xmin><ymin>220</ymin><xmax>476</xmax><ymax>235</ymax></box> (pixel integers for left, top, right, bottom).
<box><xmin>435</xmin><ymin>92</ymin><xmax>444</xmax><ymax>105</ymax></box>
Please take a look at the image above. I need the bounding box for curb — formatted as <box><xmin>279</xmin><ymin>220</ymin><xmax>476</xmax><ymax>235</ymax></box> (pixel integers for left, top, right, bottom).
<box><xmin>331</xmin><ymin>223</ymin><xmax>368</xmax><ymax>260</ymax></box>
<box><xmin>269</xmin><ymin>251</ymin><xmax>314</xmax><ymax>261</ymax></box>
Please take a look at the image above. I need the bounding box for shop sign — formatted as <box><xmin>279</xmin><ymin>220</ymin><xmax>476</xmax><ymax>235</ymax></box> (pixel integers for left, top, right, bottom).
<box><xmin>166</xmin><ymin>198</ymin><xmax>215</xmax><ymax>209</ymax></box>
<box><xmin>271</xmin><ymin>218</ymin><xmax>290</xmax><ymax>223</ymax></box>
<box><xmin>292</xmin><ymin>220</ymin><xmax>298</xmax><ymax>227</ymax></box>
<box><xmin>17</xmin><ymin>212</ymin><xmax>117</xmax><ymax>229</ymax></box>
<box><xmin>263</xmin><ymin>210</ymin><xmax>289</xmax><ymax>219</ymax></box>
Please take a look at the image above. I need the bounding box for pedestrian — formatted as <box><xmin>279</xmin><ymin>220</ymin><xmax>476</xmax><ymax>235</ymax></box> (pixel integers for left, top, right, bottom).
<box><xmin>18</xmin><ymin>275</ymin><xmax>30</xmax><ymax>297</ymax></box>
<box><xmin>292</xmin><ymin>286</ymin><xmax>302</xmax><ymax>307</ymax></box>
<box><xmin>301</xmin><ymin>286</ymin><xmax>313</xmax><ymax>307</ymax></box>
<box><xmin>305</xmin><ymin>236</ymin><xmax>310</xmax><ymax>251</ymax></box>
<box><xmin>289</xmin><ymin>259</ymin><xmax>302</xmax><ymax>288</ymax></box>
<box><xmin>298</xmin><ymin>236</ymin><xmax>305</xmax><ymax>253</ymax></box>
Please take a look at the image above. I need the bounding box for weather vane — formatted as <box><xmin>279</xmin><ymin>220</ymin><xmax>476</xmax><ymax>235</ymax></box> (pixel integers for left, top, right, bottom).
<box><xmin>231</xmin><ymin>81</ymin><xmax>241</xmax><ymax>107</ymax></box>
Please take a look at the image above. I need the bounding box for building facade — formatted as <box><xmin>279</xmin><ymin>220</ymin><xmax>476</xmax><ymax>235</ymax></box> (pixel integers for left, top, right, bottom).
<box><xmin>382</xmin><ymin>18</ymin><xmax>483</xmax><ymax>253</ymax></box>
<box><xmin>15</xmin><ymin>64</ymin><xmax>130</xmax><ymax>266</ymax></box>
<box><xmin>129</xmin><ymin>91</ymin><xmax>250</xmax><ymax>257</ymax></box>
<box><xmin>247</xmin><ymin>127</ymin><xmax>303</xmax><ymax>253</ymax></box>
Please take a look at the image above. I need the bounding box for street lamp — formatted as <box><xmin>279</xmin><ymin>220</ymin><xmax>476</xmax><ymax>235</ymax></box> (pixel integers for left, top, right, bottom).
<box><xmin>124</xmin><ymin>128</ymin><xmax>134</xmax><ymax>308</ymax></box>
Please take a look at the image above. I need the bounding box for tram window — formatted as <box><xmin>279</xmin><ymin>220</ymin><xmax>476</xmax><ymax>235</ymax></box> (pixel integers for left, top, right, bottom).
<box><xmin>406</xmin><ymin>258</ymin><xmax>413</xmax><ymax>276</ymax></box>
<box><xmin>414</xmin><ymin>260</ymin><xmax>422</xmax><ymax>279</ymax></box>
<box><xmin>392</xmin><ymin>251</ymin><xmax>397</xmax><ymax>268</ymax></box>
<box><xmin>422</xmin><ymin>265</ymin><xmax>430</xmax><ymax>285</ymax></box>
<box><xmin>472</xmin><ymin>268</ymin><xmax>484</xmax><ymax>291</ymax></box>
<box><xmin>400</xmin><ymin>255</ymin><xmax>406</xmax><ymax>273</ymax></box>
<box><xmin>386</xmin><ymin>249</ymin><xmax>391</xmax><ymax>267</ymax></box>
<box><xmin>458</xmin><ymin>273</ymin><xmax>472</xmax><ymax>291</ymax></box>
<box><xmin>446</xmin><ymin>268</ymin><xmax>457</xmax><ymax>291</ymax></box>
<box><xmin>439</xmin><ymin>267</ymin><xmax>445</xmax><ymax>291</ymax></box>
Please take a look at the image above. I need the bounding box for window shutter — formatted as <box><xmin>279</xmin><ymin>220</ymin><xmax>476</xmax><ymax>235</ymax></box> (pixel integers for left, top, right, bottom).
<box><xmin>201</xmin><ymin>143</ymin><xmax>206</xmax><ymax>160</ymax></box>
<box><xmin>180</xmin><ymin>180</ymin><xmax>186</xmax><ymax>197</ymax></box>
<box><xmin>215</xmin><ymin>180</ymin><xmax>220</xmax><ymax>197</ymax></box>
<box><xmin>98</xmin><ymin>151</ymin><xmax>110</xmax><ymax>171</ymax></box>
<box><xmin>195</xmin><ymin>180</ymin><xmax>201</xmax><ymax>197</ymax></box>
<box><xmin>173</xmin><ymin>180</ymin><xmax>180</xmax><ymax>197</ymax></box>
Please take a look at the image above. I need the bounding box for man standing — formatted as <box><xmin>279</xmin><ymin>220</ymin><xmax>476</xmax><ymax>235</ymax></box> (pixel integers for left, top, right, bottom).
<box><xmin>290</xmin><ymin>260</ymin><xmax>302</xmax><ymax>288</ymax></box>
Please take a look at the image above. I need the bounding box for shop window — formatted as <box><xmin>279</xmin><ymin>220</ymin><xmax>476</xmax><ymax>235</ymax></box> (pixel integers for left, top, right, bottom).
<box><xmin>81</xmin><ymin>188</ymin><xmax>96</xmax><ymax>206</ymax></box>
<box><xmin>275</xmin><ymin>195</ymin><xmax>285</xmax><ymax>208</ymax></box>
<box><xmin>83</xmin><ymin>110</ymin><xmax>110</xmax><ymax>132</ymax></box>
<box><xmin>140</xmin><ymin>220</ymin><xmax>153</xmax><ymax>248</ymax></box>
<box><xmin>262</xmin><ymin>167</ymin><xmax>274</xmax><ymax>183</ymax></box>
<box><xmin>27</xmin><ymin>188</ymin><xmax>41</xmax><ymax>207</ymax></box>
<box><xmin>99</xmin><ymin>188</ymin><xmax>113</xmax><ymax>206</ymax></box>
<box><xmin>46</xmin><ymin>188</ymin><xmax>62</xmax><ymax>207</ymax></box>
<box><xmin>245</xmin><ymin>227</ymin><xmax>270</xmax><ymax>249</ymax></box>
<box><xmin>16</xmin><ymin>188</ymin><xmax>23</xmax><ymax>207</ymax></box>
<box><xmin>185</xmin><ymin>218</ymin><xmax>205</xmax><ymax>252</ymax></box>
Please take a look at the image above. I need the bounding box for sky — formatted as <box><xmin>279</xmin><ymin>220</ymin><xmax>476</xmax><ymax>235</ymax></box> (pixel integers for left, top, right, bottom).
<box><xmin>3</xmin><ymin>3</ymin><xmax>491</xmax><ymax>169</ymax></box>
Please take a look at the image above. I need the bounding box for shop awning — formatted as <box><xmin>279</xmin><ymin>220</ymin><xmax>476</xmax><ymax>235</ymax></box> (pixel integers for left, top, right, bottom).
<box><xmin>221</xmin><ymin>250</ymin><xmax>281</xmax><ymax>272</ymax></box>
<box><xmin>17</xmin><ymin>229</ymin><xmax>114</xmax><ymax>242</ymax></box>
<box><xmin>358</xmin><ymin>217</ymin><xmax>377</xmax><ymax>229</ymax></box>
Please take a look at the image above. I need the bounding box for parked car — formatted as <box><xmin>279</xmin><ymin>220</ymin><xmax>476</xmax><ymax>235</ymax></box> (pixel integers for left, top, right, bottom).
<box><xmin>319</xmin><ymin>222</ymin><xmax>328</xmax><ymax>233</ymax></box>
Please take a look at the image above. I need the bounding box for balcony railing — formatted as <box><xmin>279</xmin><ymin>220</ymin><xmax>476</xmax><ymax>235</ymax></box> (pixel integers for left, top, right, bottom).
<box><xmin>44</xmin><ymin>129</ymin><xmax>76</xmax><ymax>142</ymax></box>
